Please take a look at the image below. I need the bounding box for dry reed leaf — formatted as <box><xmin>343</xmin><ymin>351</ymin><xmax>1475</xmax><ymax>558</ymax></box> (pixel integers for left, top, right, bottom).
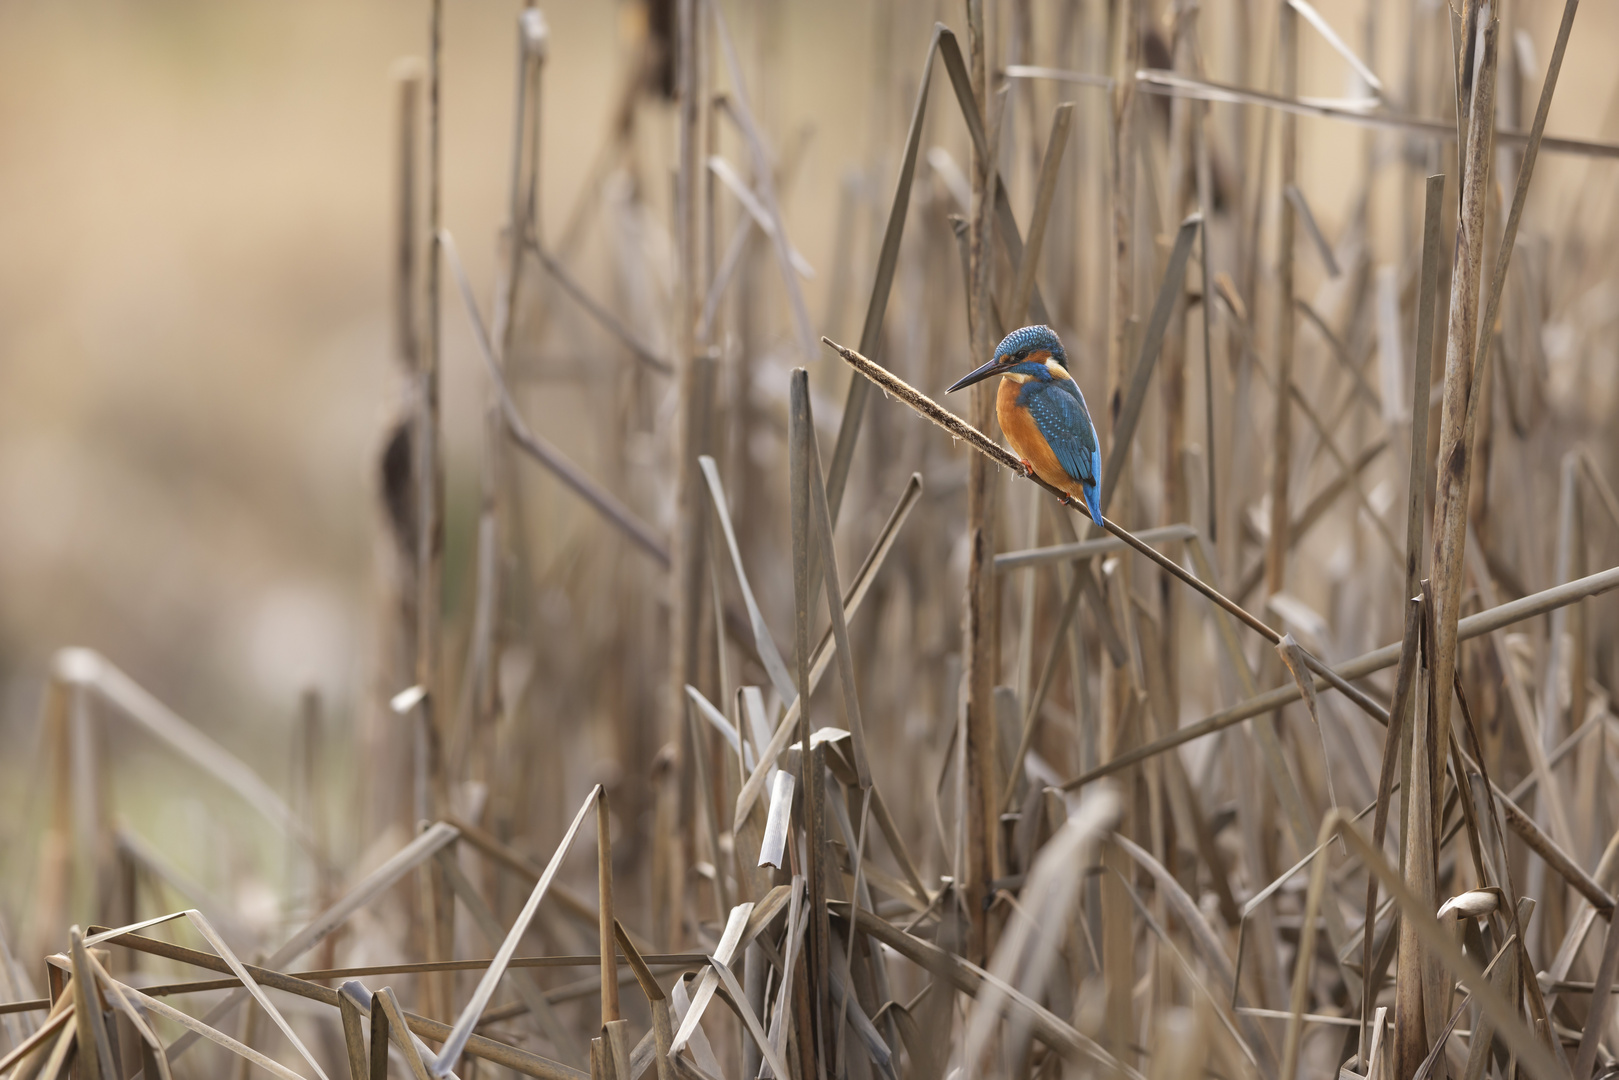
<box><xmin>838</xmin><ymin>901</ymin><xmax>1140</xmax><ymax>1078</ymax></box>
<box><xmin>121</xmin><ymin>984</ymin><xmax>307</xmax><ymax>1080</ymax></box>
<box><xmin>1275</xmin><ymin>633</ymin><xmax>1323</xmax><ymax>727</ymax></box>
<box><xmin>821</xmin><ymin>18</ymin><xmax>941</xmax><ymax>517</ymax></box>
<box><xmin>53</xmin><ymin>650</ymin><xmax>315</xmax><ymax>857</ymax></box>
<box><xmin>1001</xmin><ymin>565</ymin><xmax>1084</xmax><ymax>810</ymax></box>
<box><xmin>699</xmin><ymin>457</ymin><xmax>796</xmax><ymax>705</ymax></box>
<box><xmin>801</xmin><ymin>395</ymin><xmax>872</xmax><ymax>788</ymax></box>
<box><xmin>958</xmin><ymin>786</ymin><xmax>1113</xmax><ymax>1075</ymax></box>
<box><xmin>1007</xmin><ymin>99</ymin><xmax>1072</xmax><ymax>326</ymax></box>
<box><xmin>758</xmin><ymin>771</ymin><xmax>796</xmax><ymax>870</ymax></box>
<box><xmin>1098</xmin><ymin>213</ymin><xmax>1201</xmax><ymax>512</ymax></box>
<box><xmin>0</xmin><ymin>999</ymin><xmax>72</xmax><ymax>1079</ymax></box>
<box><xmin>684</xmin><ymin>685</ymin><xmax>749</xmax><ymax>770</ymax></box>
<box><xmin>432</xmin><ymin>791</ymin><xmax>597</xmax><ymax>1074</ymax></box>
<box><xmin>1110</xmin><ymin>874</ymin><xmax>1261</xmax><ymax>1079</ymax></box>
<box><xmin>65</xmin><ymin>929</ymin><xmax>109</xmax><ymax>1080</ymax></box>
<box><xmin>336</xmin><ymin>992</ymin><xmax>367</xmax><ymax>1080</ymax></box>
<box><xmin>1283</xmin><ymin>184</ymin><xmax>1341</xmax><ymax>277</ymax></box>
<box><xmin>181</xmin><ymin>910</ymin><xmax>330</xmax><ymax>1080</ymax></box>
<box><xmin>733</xmin><ymin>473</ymin><xmax>922</xmax><ymax>829</ymax></box>
<box><xmin>709</xmin><ymin>958</ymin><xmax>795</xmax><ymax>1080</ymax></box>
<box><xmin>433</xmin><ymin>848</ymin><xmax>582</xmax><ymax>1062</ymax></box>
<box><xmin>112</xmin><ymin>827</ymin><xmax>253</xmax><ymax>949</ymax></box>
<box><xmin>79</xmin><ymin>920</ymin><xmax>586</xmax><ymax>1080</ymax></box>
<box><xmin>668</xmin><ymin>902</ymin><xmax>753</xmax><ymax>1056</ymax></box>
<box><xmin>528</xmin><ymin>245</ymin><xmax>672</xmax><ymax>374</ymax></box>
<box><xmin>374</xmin><ymin>986</ymin><xmax>433</xmax><ymax>1080</ymax></box>
<box><xmin>825</xmin><ymin>968</ymin><xmax>896</xmax><ymax>1080</ymax></box>
<box><xmin>0</xmin><ymin>916</ymin><xmax>38</xmax><ymax>1047</ymax></box>
<box><xmin>1330</xmin><ymin>814</ymin><xmax>1562</xmax><ymax>1080</ymax></box>
<box><xmin>31</xmin><ymin>1017</ymin><xmax>76</xmax><ymax>1080</ymax></box>
<box><xmin>1284</xmin><ymin>0</ymin><xmax>1384</xmax><ymax>94</ymax></box>
<box><xmin>704</xmin><ymin>157</ymin><xmax>813</xmax><ymax>278</ymax></box>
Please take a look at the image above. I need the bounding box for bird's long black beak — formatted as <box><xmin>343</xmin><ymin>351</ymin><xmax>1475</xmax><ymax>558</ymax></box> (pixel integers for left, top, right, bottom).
<box><xmin>946</xmin><ymin>356</ymin><xmax>1005</xmax><ymax>394</ymax></box>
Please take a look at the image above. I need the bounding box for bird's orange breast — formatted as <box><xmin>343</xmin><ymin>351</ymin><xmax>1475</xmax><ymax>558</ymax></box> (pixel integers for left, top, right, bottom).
<box><xmin>996</xmin><ymin>377</ymin><xmax>1087</xmax><ymax>499</ymax></box>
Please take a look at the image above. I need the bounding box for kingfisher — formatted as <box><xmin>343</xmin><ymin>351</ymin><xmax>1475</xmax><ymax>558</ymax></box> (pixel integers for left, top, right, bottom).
<box><xmin>946</xmin><ymin>325</ymin><xmax>1104</xmax><ymax>527</ymax></box>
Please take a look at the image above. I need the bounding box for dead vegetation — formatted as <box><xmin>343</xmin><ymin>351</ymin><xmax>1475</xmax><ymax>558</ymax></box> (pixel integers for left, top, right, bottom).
<box><xmin>9</xmin><ymin>0</ymin><xmax>1619</xmax><ymax>1078</ymax></box>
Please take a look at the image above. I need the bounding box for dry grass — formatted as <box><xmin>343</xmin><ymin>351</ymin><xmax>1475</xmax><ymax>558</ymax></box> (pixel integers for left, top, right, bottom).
<box><xmin>9</xmin><ymin>0</ymin><xmax>1619</xmax><ymax>1078</ymax></box>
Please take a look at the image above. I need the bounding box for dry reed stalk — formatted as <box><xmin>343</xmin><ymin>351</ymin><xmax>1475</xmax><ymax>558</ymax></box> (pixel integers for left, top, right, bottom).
<box><xmin>787</xmin><ymin>368</ymin><xmax>830</xmax><ymax>1073</ymax></box>
<box><xmin>1064</xmin><ymin>559</ymin><xmax>1619</xmax><ymax>789</ymax></box>
<box><xmin>961</xmin><ymin>0</ymin><xmax>1001</xmax><ymax>973</ymax></box>
<box><xmin>1099</xmin><ymin>8</ymin><xmax>1139</xmax><ymax>1062</ymax></box>
<box><xmin>1135</xmin><ymin>68</ymin><xmax>1619</xmax><ymax>159</ymax></box>
<box><xmin>1394</xmin><ymin>9</ymin><xmax>1499</xmax><ymax>1065</ymax></box>
<box><xmin>430</xmin><ymin>851</ymin><xmax>583</xmax><ymax>1058</ymax></box>
<box><xmin>658</xmin><ymin>0</ymin><xmax>704</xmax><ymax>956</ymax></box>
<box><xmin>411</xmin><ymin>0</ymin><xmax>452</xmax><ymax>1025</ymax></box>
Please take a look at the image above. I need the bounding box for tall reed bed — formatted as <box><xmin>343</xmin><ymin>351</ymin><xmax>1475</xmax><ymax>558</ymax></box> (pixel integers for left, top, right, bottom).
<box><xmin>8</xmin><ymin>0</ymin><xmax>1619</xmax><ymax>1077</ymax></box>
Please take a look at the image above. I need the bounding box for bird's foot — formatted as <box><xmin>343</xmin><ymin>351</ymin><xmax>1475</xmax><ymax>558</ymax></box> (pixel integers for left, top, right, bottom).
<box><xmin>1019</xmin><ymin>458</ymin><xmax>1035</xmax><ymax>479</ymax></box>
<box><xmin>1058</xmin><ymin>493</ymin><xmax>1074</xmax><ymax>507</ymax></box>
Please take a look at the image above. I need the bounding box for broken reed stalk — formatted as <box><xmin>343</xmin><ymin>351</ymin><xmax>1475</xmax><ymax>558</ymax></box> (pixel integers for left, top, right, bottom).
<box><xmin>441</xmin><ymin>229</ymin><xmax>671</xmax><ymax>568</ymax></box>
<box><xmin>596</xmin><ymin>792</ymin><xmax>618</xmax><ymax>1029</ymax></box>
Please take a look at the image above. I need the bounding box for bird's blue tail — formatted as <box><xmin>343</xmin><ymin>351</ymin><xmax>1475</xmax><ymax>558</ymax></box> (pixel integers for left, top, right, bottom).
<box><xmin>1084</xmin><ymin>450</ymin><xmax>1103</xmax><ymax>527</ymax></box>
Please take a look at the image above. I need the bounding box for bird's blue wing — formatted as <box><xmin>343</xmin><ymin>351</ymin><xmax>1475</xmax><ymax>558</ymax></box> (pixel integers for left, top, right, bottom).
<box><xmin>1022</xmin><ymin>381</ymin><xmax>1099</xmax><ymax>483</ymax></box>
<box><xmin>1023</xmin><ymin>379</ymin><xmax>1104</xmax><ymax>524</ymax></box>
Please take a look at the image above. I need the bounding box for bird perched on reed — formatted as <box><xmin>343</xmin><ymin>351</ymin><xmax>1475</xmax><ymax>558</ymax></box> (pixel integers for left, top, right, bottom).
<box><xmin>946</xmin><ymin>325</ymin><xmax>1103</xmax><ymax>526</ymax></box>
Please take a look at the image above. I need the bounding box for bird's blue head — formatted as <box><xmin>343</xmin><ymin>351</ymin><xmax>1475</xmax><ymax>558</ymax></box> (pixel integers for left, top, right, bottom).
<box><xmin>946</xmin><ymin>325</ymin><xmax>1073</xmax><ymax>393</ymax></box>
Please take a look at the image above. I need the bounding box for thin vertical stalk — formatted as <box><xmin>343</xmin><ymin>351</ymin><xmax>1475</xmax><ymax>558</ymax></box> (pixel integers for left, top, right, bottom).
<box><xmin>1405</xmin><ymin>175</ymin><xmax>1445</xmax><ymax>605</ymax></box>
<box><xmin>1102</xmin><ymin>0</ymin><xmax>1139</xmax><ymax>1064</ymax></box>
<box><xmin>1541</xmin><ymin>453</ymin><xmax>1580</xmax><ymax>766</ymax></box>
<box><xmin>789</xmin><ymin>369</ymin><xmax>830</xmax><ymax>1076</ymax></box>
<box><xmin>394</xmin><ymin>65</ymin><xmax>422</xmax><ymax>382</ymax></box>
<box><xmin>1265</xmin><ymin>0</ymin><xmax>1297</xmax><ymax>601</ymax></box>
<box><xmin>963</xmin><ymin>0</ymin><xmax>1000</xmax><ymax>969</ymax></box>
<box><xmin>417</xmin><ymin>0</ymin><xmax>445</xmax><ymax>815</ymax></box>
<box><xmin>823</xmin><ymin>26</ymin><xmax>941</xmax><ymax>526</ymax></box>
<box><xmin>658</xmin><ymin>0</ymin><xmax>703</xmax><ymax>952</ymax></box>
<box><xmin>1158</xmin><ymin>10</ymin><xmax>1196</xmax><ymax>747</ymax></box>
<box><xmin>416</xmin><ymin>0</ymin><xmax>450</xmax><ymax>1022</ymax></box>
<box><xmin>596</xmin><ymin>792</ymin><xmax>619</xmax><ymax>1029</ymax></box>
<box><xmin>1425</xmin><ymin>1</ymin><xmax>1497</xmax><ymax>848</ymax></box>
<box><xmin>1193</xmin><ymin>104</ymin><xmax>1217</xmax><ymax>543</ymax></box>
